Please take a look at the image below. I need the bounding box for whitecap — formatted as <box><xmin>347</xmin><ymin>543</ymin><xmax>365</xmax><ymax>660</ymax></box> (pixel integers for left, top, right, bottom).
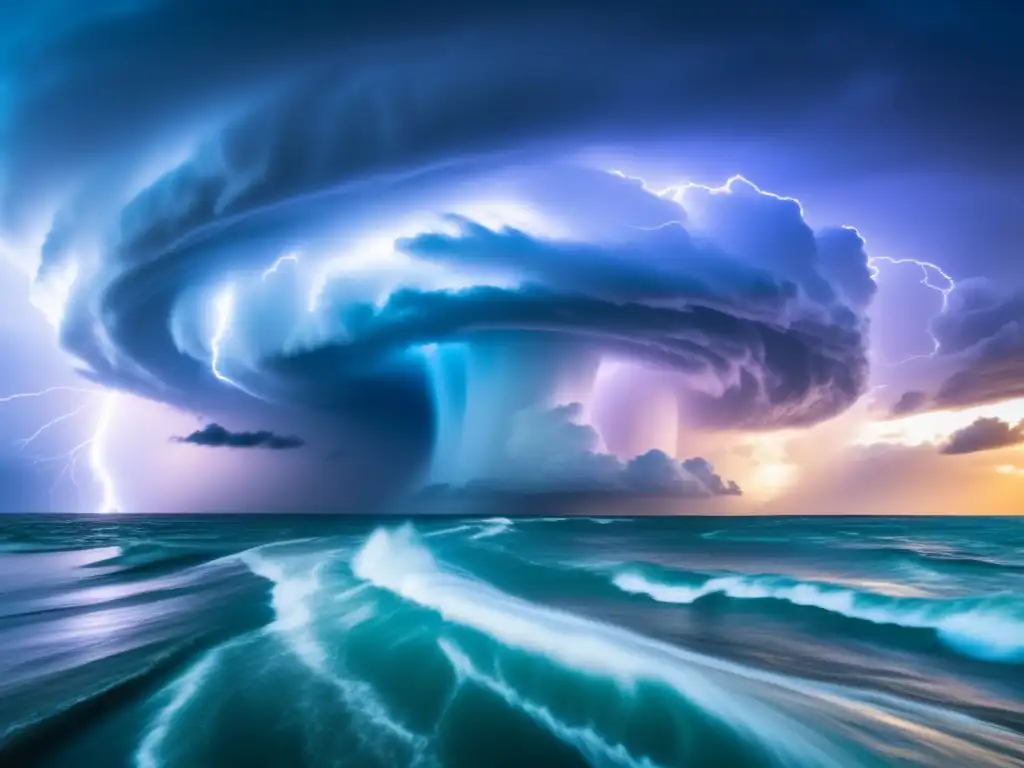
<box><xmin>612</xmin><ymin>569</ymin><xmax>1024</xmax><ymax>663</ymax></box>
<box><xmin>351</xmin><ymin>524</ymin><xmax>1024</xmax><ymax>767</ymax></box>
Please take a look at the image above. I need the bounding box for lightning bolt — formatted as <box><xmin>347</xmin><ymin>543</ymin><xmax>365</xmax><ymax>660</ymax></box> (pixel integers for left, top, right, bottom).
<box><xmin>37</xmin><ymin>395</ymin><xmax>122</xmax><ymax>514</ymax></box>
<box><xmin>14</xmin><ymin>402</ymin><xmax>94</xmax><ymax>450</ymax></box>
<box><xmin>90</xmin><ymin>393</ymin><xmax>121</xmax><ymax>514</ymax></box>
<box><xmin>0</xmin><ymin>385</ymin><xmax>96</xmax><ymax>403</ymax></box>
<box><xmin>261</xmin><ymin>252</ymin><xmax>299</xmax><ymax>281</ymax></box>
<box><xmin>32</xmin><ymin>439</ymin><xmax>94</xmax><ymax>508</ymax></box>
<box><xmin>5</xmin><ymin>230</ymin><xmax>128</xmax><ymax>513</ymax></box>
<box><xmin>868</xmin><ymin>256</ymin><xmax>956</xmax><ymax>365</ymax></box>
<box><xmin>609</xmin><ymin>170</ymin><xmax>806</xmax><ymax>232</ymax></box>
<box><xmin>210</xmin><ymin>284</ymin><xmax>239</xmax><ymax>387</ymax></box>
<box><xmin>211</xmin><ymin>252</ymin><xmax>297</xmax><ymax>385</ymax></box>
<box><xmin>608</xmin><ymin>168</ymin><xmax>959</xmax><ymax>369</ymax></box>
<box><xmin>2</xmin><ymin>386</ymin><xmax>123</xmax><ymax>512</ymax></box>
<box><xmin>1</xmin><ymin>386</ymin><xmax>98</xmax><ymax>454</ymax></box>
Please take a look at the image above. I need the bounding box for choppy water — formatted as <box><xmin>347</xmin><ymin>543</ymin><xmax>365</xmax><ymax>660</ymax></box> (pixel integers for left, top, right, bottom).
<box><xmin>1</xmin><ymin>514</ymin><xmax>1023</xmax><ymax>767</ymax></box>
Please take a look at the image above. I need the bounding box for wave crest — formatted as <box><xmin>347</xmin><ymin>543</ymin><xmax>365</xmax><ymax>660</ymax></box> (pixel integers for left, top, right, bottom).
<box><xmin>612</xmin><ymin>569</ymin><xmax>1024</xmax><ymax>663</ymax></box>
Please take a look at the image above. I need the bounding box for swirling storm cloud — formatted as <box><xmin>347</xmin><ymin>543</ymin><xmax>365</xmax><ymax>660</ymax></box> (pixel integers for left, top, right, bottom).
<box><xmin>2</xmin><ymin>0</ymin><xmax>1022</xmax><ymax>512</ymax></box>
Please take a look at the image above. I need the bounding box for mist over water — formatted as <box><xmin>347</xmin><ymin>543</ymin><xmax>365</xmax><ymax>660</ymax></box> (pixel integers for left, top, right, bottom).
<box><xmin>1</xmin><ymin>514</ymin><xmax>1023</xmax><ymax>767</ymax></box>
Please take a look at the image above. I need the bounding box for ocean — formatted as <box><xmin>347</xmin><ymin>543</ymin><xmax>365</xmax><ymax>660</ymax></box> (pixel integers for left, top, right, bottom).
<box><xmin>1</xmin><ymin>514</ymin><xmax>1022</xmax><ymax>767</ymax></box>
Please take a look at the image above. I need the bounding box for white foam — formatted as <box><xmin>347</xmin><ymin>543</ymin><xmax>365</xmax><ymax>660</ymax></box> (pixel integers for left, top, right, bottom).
<box><xmin>439</xmin><ymin>638</ymin><xmax>662</xmax><ymax>768</ymax></box>
<box><xmin>242</xmin><ymin>547</ymin><xmax>431</xmax><ymax>762</ymax></box>
<box><xmin>470</xmin><ymin>517</ymin><xmax>514</xmax><ymax>540</ymax></box>
<box><xmin>612</xmin><ymin>570</ymin><xmax>1024</xmax><ymax>662</ymax></box>
<box><xmin>613</xmin><ymin>571</ymin><xmax>711</xmax><ymax>603</ymax></box>
<box><xmin>351</xmin><ymin>525</ymin><xmax>859</xmax><ymax>767</ymax></box>
<box><xmin>424</xmin><ymin>524</ymin><xmax>477</xmax><ymax>538</ymax></box>
<box><xmin>242</xmin><ymin>549</ymin><xmax>328</xmax><ymax>671</ymax></box>
<box><xmin>135</xmin><ymin>643</ymin><xmax>235</xmax><ymax>768</ymax></box>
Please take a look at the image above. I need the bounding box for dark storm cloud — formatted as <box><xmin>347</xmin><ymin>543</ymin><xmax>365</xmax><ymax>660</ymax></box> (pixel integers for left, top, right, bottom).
<box><xmin>930</xmin><ymin>282</ymin><xmax>1024</xmax><ymax>409</ymax></box>
<box><xmin>681</xmin><ymin>457</ymin><xmax>743</xmax><ymax>496</ymax></box>
<box><xmin>287</xmin><ymin>177</ymin><xmax>871</xmax><ymax>431</ymax></box>
<box><xmin>0</xmin><ymin>2</ymin><xmax>988</xmax><ymax>366</ymax></box>
<box><xmin>940</xmin><ymin>417</ymin><xmax>1024</xmax><ymax>456</ymax></box>
<box><xmin>932</xmin><ymin>280</ymin><xmax>1024</xmax><ymax>357</ymax></box>
<box><xmin>46</xmin><ymin>148</ymin><xmax>875</xmax><ymax>434</ymax></box>
<box><xmin>4</xmin><ymin>0</ymin><xmax>1022</xmax><ymax>508</ymax></box>
<box><xmin>814</xmin><ymin>227</ymin><xmax>877</xmax><ymax>310</ymax></box>
<box><xmin>623</xmin><ymin>451</ymin><xmax>741</xmax><ymax>498</ymax></box>
<box><xmin>399</xmin><ymin>215</ymin><xmax>795</xmax><ymax>310</ymax></box>
<box><xmin>274</xmin><ymin>270</ymin><xmax>867</xmax><ymax>431</ymax></box>
<box><xmin>6</xmin><ymin>0</ymin><xmax>1022</xmax><ymax>254</ymax></box>
<box><xmin>891</xmin><ymin>281</ymin><xmax>1024</xmax><ymax>413</ymax></box>
<box><xmin>7</xmin><ymin>1</ymin><xmax>1023</xmax><ymax>174</ymax></box>
<box><xmin>173</xmin><ymin>423</ymin><xmax>304</xmax><ymax>450</ymax></box>
<box><xmin>456</xmin><ymin>403</ymin><xmax>741</xmax><ymax>497</ymax></box>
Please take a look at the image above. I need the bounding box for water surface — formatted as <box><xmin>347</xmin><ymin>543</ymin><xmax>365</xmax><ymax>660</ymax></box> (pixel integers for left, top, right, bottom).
<box><xmin>1</xmin><ymin>514</ymin><xmax>1022</xmax><ymax>767</ymax></box>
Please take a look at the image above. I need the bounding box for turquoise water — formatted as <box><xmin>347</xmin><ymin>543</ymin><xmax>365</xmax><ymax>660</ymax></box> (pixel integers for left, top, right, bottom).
<box><xmin>1</xmin><ymin>515</ymin><xmax>1023</xmax><ymax>767</ymax></box>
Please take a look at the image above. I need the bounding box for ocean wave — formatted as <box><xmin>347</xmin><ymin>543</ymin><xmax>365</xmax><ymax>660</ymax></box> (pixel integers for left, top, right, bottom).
<box><xmin>439</xmin><ymin>638</ymin><xmax>661</xmax><ymax>768</ymax></box>
<box><xmin>240</xmin><ymin>547</ymin><xmax>433</xmax><ymax>766</ymax></box>
<box><xmin>844</xmin><ymin>545</ymin><xmax>1024</xmax><ymax>574</ymax></box>
<box><xmin>82</xmin><ymin>542</ymin><xmax>225</xmax><ymax>580</ymax></box>
<box><xmin>349</xmin><ymin>526</ymin><xmax>1024</xmax><ymax>765</ymax></box>
<box><xmin>352</xmin><ymin>524</ymin><xmax>954</xmax><ymax>767</ymax></box>
<box><xmin>699</xmin><ymin>530</ymin><xmax>796</xmax><ymax>543</ymax></box>
<box><xmin>9</xmin><ymin>519</ymin><xmax>1024</xmax><ymax>768</ymax></box>
<box><xmin>424</xmin><ymin>524</ymin><xmax>478</xmax><ymax>538</ymax></box>
<box><xmin>612</xmin><ymin>569</ymin><xmax>1024</xmax><ymax>663</ymax></box>
<box><xmin>423</xmin><ymin>518</ymin><xmax>515</xmax><ymax>541</ymax></box>
<box><xmin>135</xmin><ymin>644</ymin><xmax>230</xmax><ymax>768</ymax></box>
<box><xmin>0</xmin><ymin>542</ymin><xmax>73</xmax><ymax>554</ymax></box>
<box><xmin>469</xmin><ymin>518</ymin><xmax>515</xmax><ymax>540</ymax></box>
<box><xmin>0</xmin><ymin>639</ymin><xmax>215</xmax><ymax>765</ymax></box>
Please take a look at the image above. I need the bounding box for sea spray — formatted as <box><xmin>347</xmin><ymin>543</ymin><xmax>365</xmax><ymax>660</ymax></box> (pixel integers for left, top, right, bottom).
<box><xmin>242</xmin><ymin>546</ymin><xmax>431</xmax><ymax>764</ymax></box>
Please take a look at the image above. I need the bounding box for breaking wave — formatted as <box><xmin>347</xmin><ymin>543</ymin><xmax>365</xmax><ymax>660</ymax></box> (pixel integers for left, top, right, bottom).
<box><xmin>349</xmin><ymin>524</ymin><xmax>1024</xmax><ymax>767</ymax></box>
<box><xmin>9</xmin><ymin>516</ymin><xmax>1024</xmax><ymax>768</ymax></box>
<box><xmin>612</xmin><ymin>567</ymin><xmax>1024</xmax><ymax>663</ymax></box>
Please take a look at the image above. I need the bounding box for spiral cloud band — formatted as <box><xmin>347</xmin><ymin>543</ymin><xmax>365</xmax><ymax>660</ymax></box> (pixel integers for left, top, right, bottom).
<box><xmin>2</xmin><ymin>1</ymin><xmax>885</xmax><ymax>501</ymax></box>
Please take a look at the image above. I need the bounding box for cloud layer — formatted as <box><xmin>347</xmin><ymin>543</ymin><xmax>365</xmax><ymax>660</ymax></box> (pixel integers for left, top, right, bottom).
<box><xmin>887</xmin><ymin>280</ymin><xmax>1024</xmax><ymax>417</ymax></box>
<box><xmin>940</xmin><ymin>417</ymin><xmax>1024</xmax><ymax>456</ymax></box>
<box><xmin>931</xmin><ymin>282</ymin><xmax>1024</xmax><ymax>408</ymax></box>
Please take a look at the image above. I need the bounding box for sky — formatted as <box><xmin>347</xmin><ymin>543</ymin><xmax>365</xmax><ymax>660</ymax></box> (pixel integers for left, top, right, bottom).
<box><xmin>0</xmin><ymin>0</ymin><xmax>1022</xmax><ymax>515</ymax></box>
